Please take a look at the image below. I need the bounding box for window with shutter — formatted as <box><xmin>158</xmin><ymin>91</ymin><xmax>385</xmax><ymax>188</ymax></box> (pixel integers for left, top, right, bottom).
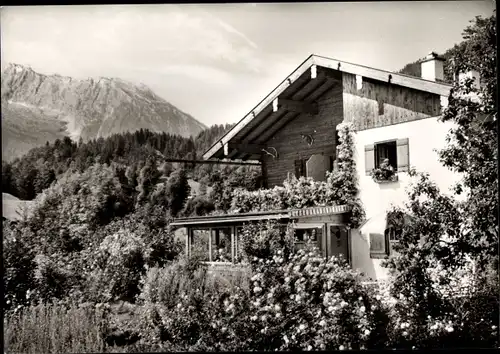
<box><xmin>375</xmin><ymin>140</ymin><xmax>397</xmax><ymax>170</ymax></box>
<box><xmin>369</xmin><ymin>232</ymin><xmax>389</xmax><ymax>259</ymax></box>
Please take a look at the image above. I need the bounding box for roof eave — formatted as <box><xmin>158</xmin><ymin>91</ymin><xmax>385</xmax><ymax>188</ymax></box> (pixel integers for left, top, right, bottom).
<box><xmin>203</xmin><ymin>54</ymin><xmax>453</xmax><ymax>161</ymax></box>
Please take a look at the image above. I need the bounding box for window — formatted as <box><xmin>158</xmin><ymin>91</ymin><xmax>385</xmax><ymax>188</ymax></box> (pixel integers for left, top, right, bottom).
<box><xmin>385</xmin><ymin>227</ymin><xmax>402</xmax><ymax>243</ymax></box>
<box><xmin>211</xmin><ymin>228</ymin><xmax>232</xmax><ymax>263</ymax></box>
<box><xmin>294</xmin><ymin>159</ymin><xmax>307</xmax><ymax>178</ymax></box>
<box><xmin>375</xmin><ymin>141</ymin><xmax>397</xmax><ymax>170</ymax></box>
<box><xmin>190</xmin><ymin>229</ymin><xmax>210</xmax><ymax>261</ymax></box>
<box><xmin>364</xmin><ymin>138</ymin><xmax>409</xmax><ymax>175</ymax></box>
<box><xmin>370</xmin><ymin>227</ymin><xmax>402</xmax><ymax>259</ymax></box>
<box><xmin>293</xmin><ymin>225</ymin><xmax>323</xmax><ymax>254</ymax></box>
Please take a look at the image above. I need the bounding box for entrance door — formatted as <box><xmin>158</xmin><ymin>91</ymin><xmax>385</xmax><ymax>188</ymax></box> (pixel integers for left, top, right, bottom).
<box><xmin>327</xmin><ymin>225</ymin><xmax>350</xmax><ymax>264</ymax></box>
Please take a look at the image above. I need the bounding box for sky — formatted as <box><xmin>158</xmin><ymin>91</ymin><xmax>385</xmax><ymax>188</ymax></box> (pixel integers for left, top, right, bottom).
<box><xmin>1</xmin><ymin>2</ymin><xmax>496</xmax><ymax>127</ymax></box>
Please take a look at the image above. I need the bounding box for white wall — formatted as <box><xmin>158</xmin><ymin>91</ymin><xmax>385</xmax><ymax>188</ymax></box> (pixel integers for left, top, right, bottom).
<box><xmin>350</xmin><ymin>116</ymin><xmax>462</xmax><ymax>281</ymax></box>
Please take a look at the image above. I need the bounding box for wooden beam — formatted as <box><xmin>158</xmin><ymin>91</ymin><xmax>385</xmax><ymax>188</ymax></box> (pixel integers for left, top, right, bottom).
<box><xmin>313</xmin><ymin>55</ymin><xmax>452</xmax><ymax>96</ymax></box>
<box><xmin>163</xmin><ymin>158</ymin><xmax>261</xmax><ymax>166</ymax></box>
<box><xmin>228</xmin><ymin>143</ymin><xmax>266</xmax><ymax>155</ymax></box>
<box><xmin>272</xmin><ymin>97</ymin><xmax>319</xmax><ymax>114</ymax></box>
<box><xmin>315</xmin><ymin>67</ymin><xmax>342</xmax><ymax>82</ymax></box>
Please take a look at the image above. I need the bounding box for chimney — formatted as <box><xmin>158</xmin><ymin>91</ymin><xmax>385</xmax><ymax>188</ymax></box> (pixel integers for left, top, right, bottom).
<box><xmin>420</xmin><ymin>52</ymin><xmax>445</xmax><ymax>82</ymax></box>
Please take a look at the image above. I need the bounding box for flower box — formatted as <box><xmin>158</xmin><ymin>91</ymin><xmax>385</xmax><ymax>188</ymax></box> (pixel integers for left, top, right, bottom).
<box><xmin>371</xmin><ymin>167</ymin><xmax>398</xmax><ymax>184</ymax></box>
<box><xmin>374</xmin><ymin>175</ymin><xmax>399</xmax><ymax>184</ymax></box>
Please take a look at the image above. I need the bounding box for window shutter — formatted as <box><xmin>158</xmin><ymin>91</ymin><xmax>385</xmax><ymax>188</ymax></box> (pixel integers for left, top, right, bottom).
<box><xmin>364</xmin><ymin>144</ymin><xmax>375</xmax><ymax>175</ymax></box>
<box><xmin>369</xmin><ymin>233</ymin><xmax>388</xmax><ymax>259</ymax></box>
<box><xmin>396</xmin><ymin>138</ymin><xmax>410</xmax><ymax>172</ymax></box>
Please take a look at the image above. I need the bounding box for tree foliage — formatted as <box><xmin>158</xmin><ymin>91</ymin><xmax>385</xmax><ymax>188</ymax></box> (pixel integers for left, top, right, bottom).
<box><xmin>382</xmin><ymin>11</ymin><xmax>498</xmax><ymax>349</ymax></box>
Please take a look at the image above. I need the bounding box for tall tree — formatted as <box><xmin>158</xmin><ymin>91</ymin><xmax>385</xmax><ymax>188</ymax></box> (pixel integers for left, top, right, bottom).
<box><xmin>136</xmin><ymin>156</ymin><xmax>161</xmax><ymax>208</ymax></box>
<box><xmin>166</xmin><ymin>168</ymin><xmax>191</xmax><ymax>217</ymax></box>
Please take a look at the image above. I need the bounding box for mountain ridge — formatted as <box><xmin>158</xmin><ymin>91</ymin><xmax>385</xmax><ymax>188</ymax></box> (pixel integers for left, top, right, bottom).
<box><xmin>1</xmin><ymin>63</ymin><xmax>207</xmax><ymax>161</ymax></box>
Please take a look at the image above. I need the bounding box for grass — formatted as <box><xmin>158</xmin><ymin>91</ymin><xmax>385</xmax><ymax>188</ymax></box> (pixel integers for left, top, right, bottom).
<box><xmin>4</xmin><ymin>302</ymin><xmax>108</xmax><ymax>354</ymax></box>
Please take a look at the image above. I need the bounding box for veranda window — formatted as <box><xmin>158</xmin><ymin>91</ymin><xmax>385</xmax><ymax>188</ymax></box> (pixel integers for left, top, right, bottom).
<box><xmin>293</xmin><ymin>224</ymin><xmax>324</xmax><ymax>255</ymax></box>
<box><xmin>211</xmin><ymin>228</ymin><xmax>232</xmax><ymax>262</ymax></box>
<box><xmin>190</xmin><ymin>229</ymin><xmax>210</xmax><ymax>262</ymax></box>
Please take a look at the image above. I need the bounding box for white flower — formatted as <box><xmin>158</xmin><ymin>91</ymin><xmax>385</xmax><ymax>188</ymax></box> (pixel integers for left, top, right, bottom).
<box><xmin>250</xmin><ymin>315</ymin><xmax>258</xmax><ymax>321</ymax></box>
<box><xmin>492</xmin><ymin>325</ymin><xmax>498</xmax><ymax>330</ymax></box>
<box><xmin>339</xmin><ymin>345</ymin><xmax>345</xmax><ymax>350</ymax></box>
<box><xmin>360</xmin><ymin>306</ymin><xmax>366</xmax><ymax>312</ymax></box>
<box><xmin>376</xmin><ymin>295</ymin><xmax>381</xmax><ymax>301</ymax></box>
<box><xmin>276</xmin><ymin>313</ymin><xmax>281</xmax><ymax>318</ymax></box>
<box><xmin>274</xmin><ymin>304</ymin><xmax>281</xmax><ymax>311</ymax></box>
<box><xmin>253</xmin><ymin>286</ymin><xmax>262</xmax><ymax>293</ymax></box>
<box><xmin>261</xmin><ymin>315</ymin><xmax>267</xmax><ymax>322</ymax></box>
<box><xmin>328</xmin><ymin>306</ymin><xmax>335</xmax><ymax>312</ymax></box>
<box><xmin>221</xmin><ymin>327</ymin><xmax>227</xmax><ymax>333</ymax></box>
<box><xmin>307</xmin><ymin>345</ymin><xmax>312</xmax><ymax>351</ymax></box>
<box><xmin>364</xmin><ymin>329</ymin><xmax>371</xmax><ymax>335</ymax></box>
<box><xmin>299</xmin><ymin>324</ymin><xmax>306</xmax><ymax>331</ymax></box>
<box><xmin>319</xmin><ymin>320</ymin><xmax>326</xmax><ymax>327</ymax></box>
<box><xmin>402</xmin><ymin>331</ymin><xmax>408</xmax><ymax>336</ymax></box>
<box><xmin>177</xmin><ymin>303</ymin><xmax>182</xmax><ymax>308</ymax></box>
<box><xmin>285</xmin><ymin>276</ymin><xmax>291</xmax><ymax>283</ymax></box>
<box><xmin>341</xmin><ymin>301</ymin><xmax>348</xmax><ymax>308</ymax></box>
<box><xmin>446</xmin><ymin>326</ymin><xmax>454</xmax><ymax>333</ymax></box>
<box><xmin>283</xmin><ymin>335</ymin><xmax>289</xmax><ymax>343</ymax></box>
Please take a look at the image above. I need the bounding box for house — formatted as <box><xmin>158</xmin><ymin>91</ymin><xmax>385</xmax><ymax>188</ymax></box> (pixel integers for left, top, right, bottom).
<box><xmin>171</xmin><ymin>52</ymin><xmax>469</xmax><ymax>282</ymax></box>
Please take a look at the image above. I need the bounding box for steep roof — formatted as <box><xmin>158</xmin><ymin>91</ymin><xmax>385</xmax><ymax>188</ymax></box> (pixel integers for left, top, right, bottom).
<box><xmin>203</xmin><ymin>54</ymin><xmax>452</xmax><ymax>161</ymax></box>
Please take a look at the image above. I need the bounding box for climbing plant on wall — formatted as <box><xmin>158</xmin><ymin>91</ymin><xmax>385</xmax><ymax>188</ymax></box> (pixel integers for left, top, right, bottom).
<box><xmin>327</xmin><ymin>122</ymin><xmax>366</xmax><ymax>229</ymax></box>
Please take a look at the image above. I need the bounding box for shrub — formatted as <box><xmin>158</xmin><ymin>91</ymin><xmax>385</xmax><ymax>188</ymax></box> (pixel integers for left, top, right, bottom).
<box><xmin>3</xmin><ymin>221</ymin><xmax>36</xmax><ymax>312</ymax></box>
<box><xmin>85</xmin><ymin>229</ymin><xmax>150</xmax><ymax>303</ymax></box>
<box><xmin>181</xmin><ymin>195</ymin><xmax>215</xmax><ymax>217</ymax></box>
<box><xmin>138</xmin><ymin>259</ymin><xmax>208</xmax><ymax>308</ymax></box>
<box><xmin>239</xmin><ymin>220</ymin><xmax>295</xmax><ymax>263</ymax></box>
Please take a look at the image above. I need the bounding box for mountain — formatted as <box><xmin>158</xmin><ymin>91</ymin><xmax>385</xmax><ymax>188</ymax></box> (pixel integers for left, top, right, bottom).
<box><xmin>1</xmin><ymin>63</ymin><xmax>207</xmax><ymax>161</ymax></box>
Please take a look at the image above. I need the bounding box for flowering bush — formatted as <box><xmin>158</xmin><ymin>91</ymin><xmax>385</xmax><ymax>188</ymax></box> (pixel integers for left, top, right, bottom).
<box><xmin>229</xmin><ymin>123</ymin><xmax>365</xmax><ymax>228</ymax></box>
<box><xmin>239</xmin><ymin>221</ymin><xmax>295</xmax><ymax>262</ymax></box>
<box><xmin>136</xmin><ymin>243</ymin><xmax>392</xmax><ymax>351</ymax></box>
